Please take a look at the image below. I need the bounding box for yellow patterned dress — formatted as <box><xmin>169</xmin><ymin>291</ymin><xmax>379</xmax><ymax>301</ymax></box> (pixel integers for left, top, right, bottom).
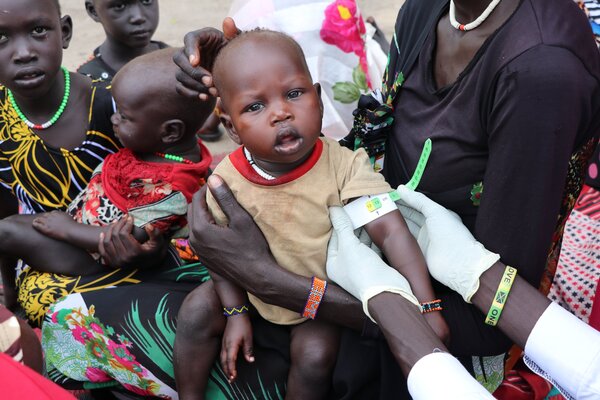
<box><xmin>0</xmin><ymin>81</ymin><xmax>138</xmax><ymax>325</ymax></box>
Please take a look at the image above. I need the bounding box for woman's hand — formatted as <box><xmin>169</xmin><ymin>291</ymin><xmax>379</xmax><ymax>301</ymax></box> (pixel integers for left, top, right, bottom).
<box><xmin>173</xmin><ymin>17</ymin><xmax>240</xmax><ymax>100</ymax></box>
<box><xmin>395</xmin><ymin>185</ymin><xmax>500</xmax><ymax>302</ymax></box>
<box><xmin>423</xmin><ymin>312</ymin><xmax>451</xmax><ymax>346</ymax></box>
<box><xmin>98</xmin><ymin>216</ymin><xmax>166</xmax><ymax>268</ymax></box>
<box><xmin>221</xmin><ymin>315</ymin><xmax>254</xmax><ymax>383</ymax></box>
<box><xmin>187</xmin><ymin>175</ymin><xmax>275</xmax><ymax>287</ymax></box>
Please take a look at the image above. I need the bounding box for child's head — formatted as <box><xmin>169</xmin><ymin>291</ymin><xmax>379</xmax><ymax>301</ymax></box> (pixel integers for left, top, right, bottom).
<box><xmin>111</xmin><ymin>47</ymin><xmax>216</xmax><ymax>154</ymax></box>
<box><xmin>85</xmin><ymin>0</ymin><xmax>159</xmax><ymax>49</ymax></box>
<box><xmin>212</xmin><ymin>29</ymin><xmax>323</xmax><ymax>169</ymax></box>
<box><xmin>0</xmin><ymin>0</ymin><xmax>72</xmax><ymax>99</ymax></box>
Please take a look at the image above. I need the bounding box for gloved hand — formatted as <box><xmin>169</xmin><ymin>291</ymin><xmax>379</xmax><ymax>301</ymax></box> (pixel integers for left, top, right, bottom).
<box><xmin>394</xmin><ymin>185</ymin><xmax>500</xmax><ymax>302</ymax></box>
<box><xmin>327</xmin><ymin>206</ymin><xmax>420</xmax><ymax>321</ymax></box>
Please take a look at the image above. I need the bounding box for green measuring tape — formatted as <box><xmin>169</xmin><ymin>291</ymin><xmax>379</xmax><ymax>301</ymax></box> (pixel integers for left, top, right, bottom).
<box><xmin>389</xmin><ymin>138</ymin><xmax>432</xmax><ymax>201</ymax></box>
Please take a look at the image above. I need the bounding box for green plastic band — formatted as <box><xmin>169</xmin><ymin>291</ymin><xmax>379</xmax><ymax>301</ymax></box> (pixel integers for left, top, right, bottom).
<box><xmin>484</xmin><ymin>266</ymin><xmax>517</xmax><ymax>326</ymax></box>
<box><xmin>405</xmin><ymin>138</ymin><xmax>432</xmax><ymax>191</ymax></box>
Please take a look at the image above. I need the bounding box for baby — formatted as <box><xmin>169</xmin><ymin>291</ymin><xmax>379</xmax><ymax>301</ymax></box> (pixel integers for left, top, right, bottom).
<box><xmin>0</xmin><ymin>48</ymin><xmax>214</xmax><ymax>276</ymax></box>
<box><xmin>174</xmin><ymin>29</ymin><xmax>448</xmax><ymax>400</ymax></box>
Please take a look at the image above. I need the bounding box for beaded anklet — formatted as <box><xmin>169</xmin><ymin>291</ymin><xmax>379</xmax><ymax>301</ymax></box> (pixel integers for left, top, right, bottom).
<box><xmin>8</xmin><ymin>66</ymin><xmax>70</xmax><ymax>130</ymax></box>
<box><xmin>484</xmin><ymin>265</ymin><xmax>517</xmax><ymax>326</ymax></box>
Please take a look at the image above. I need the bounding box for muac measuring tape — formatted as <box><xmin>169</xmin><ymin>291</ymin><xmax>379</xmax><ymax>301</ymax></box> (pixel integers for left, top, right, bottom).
<box><xmin>344</xmin><ymin>139</ymin><xmax>431</xmax><ymax>229</ymax></box>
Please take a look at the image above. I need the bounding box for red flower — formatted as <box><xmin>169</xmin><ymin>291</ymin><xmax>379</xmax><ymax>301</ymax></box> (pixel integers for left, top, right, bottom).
<box><xmin>320</xmin><ymin>0</ymin><xmax>370</xmax><ymax>85</ymax></box>
<box><xmin>320</xmin><ymin>0</ymin><xmax>365</xmax><ymax>56</ymax></box>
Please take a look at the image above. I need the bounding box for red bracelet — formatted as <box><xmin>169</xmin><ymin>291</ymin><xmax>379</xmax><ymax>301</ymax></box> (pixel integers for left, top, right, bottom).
<box><xmin>420</xmin><ymin>299</ymin><xmax>443</xmax><ymax>313</ymax></box>
<box><xmin>302</xmin><ymin>277</ymin><xmax>327</xmax><ymax>319</ymax></box>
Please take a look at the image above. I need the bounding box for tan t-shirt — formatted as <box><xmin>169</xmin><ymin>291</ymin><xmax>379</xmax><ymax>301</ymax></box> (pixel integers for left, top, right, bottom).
<box><xmin>207</xmin><ymin>137</ymin><xmax>391</xmax><ymax>324</ymax></box>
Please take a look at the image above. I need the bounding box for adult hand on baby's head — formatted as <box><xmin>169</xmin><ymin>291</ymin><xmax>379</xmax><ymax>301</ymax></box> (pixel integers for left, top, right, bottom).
<box><xmin>187</xmin><ymin>175</ymin><xmax>273</xmax><ymax>286</ymax></box>
<box><xmin>174</xmin><ymin>17</ymin><xmax>241</xmax><ymax>100</ymax></box>
<box><xmin>395</xmin><ymin>185</ymin><xmax>500</xmax><ymax>302</ymax></box>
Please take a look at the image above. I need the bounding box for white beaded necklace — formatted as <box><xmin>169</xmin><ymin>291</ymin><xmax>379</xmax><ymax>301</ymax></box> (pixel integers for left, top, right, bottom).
<box><xmin>449</xmin><ymin>0</ymin><xmax>502</xmax><ymax>31</ymax></box>
<box><xmin>244</xmin><ymin>147</ymin><xmax>276</xmax><ymax>180</ymax></box>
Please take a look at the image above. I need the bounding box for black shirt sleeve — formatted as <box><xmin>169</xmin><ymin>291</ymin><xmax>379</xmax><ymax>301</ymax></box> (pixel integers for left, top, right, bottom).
<box><xmin>476</xmin><ymin>44</ymin><xmax>598</xmax><ymax>286</ymax></box>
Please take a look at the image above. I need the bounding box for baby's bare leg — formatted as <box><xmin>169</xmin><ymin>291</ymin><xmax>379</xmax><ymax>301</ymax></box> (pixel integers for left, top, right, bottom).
<box><xmin>287</xmin><ymin>319</ymin><xmax>340</xmax><ymax>400</ymax></box>
<box><xmin>0</xmin><ymin>214</ymin><xmax>104</xmax><ymax>276</ymax></box>
<box><xmin>174</xmin><ymin>281</ymin><xmax>226</xmax><ymax>400</ymax></box>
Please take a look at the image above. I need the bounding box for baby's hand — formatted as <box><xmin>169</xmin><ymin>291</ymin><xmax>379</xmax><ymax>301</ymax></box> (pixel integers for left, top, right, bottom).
<box><xmin>32</xmin><ymin>211</ymin><xmax>75</xmax><ymax>242</ymax></box>
<box><xmin>221</xmin><ymin>314</ymin><xmax>255</xmax><ymax>383</ymax></box>
<box><xmin>424</xmin><ymin>312</ymin><xmax>451</xmax><ymax>346</ymax></box>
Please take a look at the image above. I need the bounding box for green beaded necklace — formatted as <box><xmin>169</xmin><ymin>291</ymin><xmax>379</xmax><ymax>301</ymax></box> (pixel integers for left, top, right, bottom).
<box><xmin>7</xmin><ymin>66</ymin><xmax>70</xmax><ymax>130</ymax></box>
<box><xmin>154</xmin><ymin>152</ymin><xmax>195</xmax><ymax>165</ymax></box>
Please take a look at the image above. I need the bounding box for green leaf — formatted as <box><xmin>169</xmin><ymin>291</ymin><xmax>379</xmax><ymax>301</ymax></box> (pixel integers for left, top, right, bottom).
<box><xmin>352</xmin><ymin>66</ymin><xmax>368</xmax><ymax>91</ymax></box>
<box><xmin>332</xmin><ymin>82</ymin><xmax>360</xmax><ymax>104</ymax></box>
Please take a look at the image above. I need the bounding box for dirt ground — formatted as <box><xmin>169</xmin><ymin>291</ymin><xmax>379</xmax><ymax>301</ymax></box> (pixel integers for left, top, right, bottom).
<box><xmin>61</xmin><ymin>1</ymin><xmax>399</xmax><ymax>69</ymax></box>
<box><xmin>60</xmin><ymin>0</ymin><xmax>401</xmax><ymax>156</ymax></box>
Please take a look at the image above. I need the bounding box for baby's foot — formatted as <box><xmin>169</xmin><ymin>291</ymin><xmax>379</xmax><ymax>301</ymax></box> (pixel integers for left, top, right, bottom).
<box><xmin>32</xmin><ymin>211</ymin><xmax>74</xmax><ymax>241</ymax></box>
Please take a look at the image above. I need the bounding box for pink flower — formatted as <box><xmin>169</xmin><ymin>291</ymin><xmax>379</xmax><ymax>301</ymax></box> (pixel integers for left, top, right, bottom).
<box><xmin>85</xmin><ymin>367</ymin><xmax>112</xmax><ymax>383</ymax></box>
<box><xmin>320</xmin><ymin>0</ymin><xmax>365</xmax><ymax>55</ymax></box>
<box><xmin>89</xmin><ymin>322</ymin><xmax>104</xmax><ymax>334</ymax></box>
<box><xmin>71</xmin><ymin>325</ymin><xmax>93</xmax><ymax>345</ymax></box>
<box><xmin>320</xmin><ymin>0</ymin><xmax>370</xmax><ymax>85</ymax></box>
<box><xmin>107</xmin><ymin>340</ymin><xmax>139</xmax><ymax>372</ymax></box>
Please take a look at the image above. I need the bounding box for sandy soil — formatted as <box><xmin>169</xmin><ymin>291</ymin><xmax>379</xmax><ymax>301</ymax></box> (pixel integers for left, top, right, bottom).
<box><xmin>61</xmin><ymin>1</ymin><xmax>399</xmax><ymax>69</ymax></box>
<box><xmin>60</xmin><ymin>0</ymin><xmax>401</xmax><ymax>155</ymax></box>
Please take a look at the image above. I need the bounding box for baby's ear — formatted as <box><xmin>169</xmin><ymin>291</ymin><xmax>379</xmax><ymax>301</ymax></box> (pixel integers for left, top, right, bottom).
<box><xmin>161</xmin><ymin>119</ymin><xmax>186</xmax><ymax>144</ymax></box>
<box><xmin>314</xmin><ymin>82</ymin><xmax>324</xmax><ymax>117</ymax></box>
<box><xmin>60</xmin><ymin>15</ymin><xmax>73</xmax><ymax>50</ymax></box>
<box><xmin>218</xmin><ymin>112</ymin><xmax>241</xmax><ymax>145</ymax></box>
<box><xmin>85</xmin><ymin>0</ymin><xmax>101</xmax><ymax>22</ymax></box>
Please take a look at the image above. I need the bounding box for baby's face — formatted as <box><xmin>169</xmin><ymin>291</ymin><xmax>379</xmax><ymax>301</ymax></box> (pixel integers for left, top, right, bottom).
<box><xmin>110</xmin><ymin>76</ymin><xmax>163</xmax><ymax>153</ymax></box>
<box><xmin>219</xmin><ymin>39</ymin><xmax>323</xmax><ymax>170</ymax></box>
<box><xmin>91</xmin><ymin>0</ymin><xmax>159</xmax><ymax>49</ymax></box>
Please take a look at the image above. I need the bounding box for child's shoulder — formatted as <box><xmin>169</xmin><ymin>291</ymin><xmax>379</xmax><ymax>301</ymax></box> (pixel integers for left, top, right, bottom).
<box><xmin>77</xmin><ymin>49</ymin><xmax>115</xmax><ymax>82</ymax></box>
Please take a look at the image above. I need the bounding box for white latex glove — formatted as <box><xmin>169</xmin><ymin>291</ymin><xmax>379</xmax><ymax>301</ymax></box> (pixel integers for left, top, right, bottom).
<box><xmin>395</xmin><ymin>185</ymin><xmax>500</xmax><ymax>303</ymax></box>
<box><xmin>327</xmin><ymin>206</ymin><xmax>421</xmax><ymax>321</ymax></box>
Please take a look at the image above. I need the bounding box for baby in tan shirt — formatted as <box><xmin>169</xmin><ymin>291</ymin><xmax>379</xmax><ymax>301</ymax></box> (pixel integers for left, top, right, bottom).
<box><xmin>175</xmin><ymin>29</ymin><xmax>448</xmax><ymax>400</ymax></box>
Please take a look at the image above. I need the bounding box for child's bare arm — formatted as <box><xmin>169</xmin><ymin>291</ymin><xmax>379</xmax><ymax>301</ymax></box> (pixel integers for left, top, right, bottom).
<box><xmin>210</xmin><ymin>271</ymin><xmax>249</xmax><ymax>312</ymax></box>
<box><xmin>32</xmin><ymin>211</ymin><xmax>148</xmax><ymax>252</ymax></box>
<box><xmin>364</xmin><ymin>209</ymin><xmax>450</xmax><ymax>342</ymax></box>
<box><xmin>210</xmin><ymin>271</ymin><xmax>254</xmax><ymax>382</ymax></box>
<box><xmin>364</xmin><ymin>210</ymin><xmax>433</xmax><ymax>302</ymax></box>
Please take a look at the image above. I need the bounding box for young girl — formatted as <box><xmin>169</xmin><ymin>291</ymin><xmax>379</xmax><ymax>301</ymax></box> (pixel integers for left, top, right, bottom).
<box><xmin>174</xmin><ymin>29</ymin><xmax>449</xmax><ymax>400</ymax></box>
<box><xmin>78</xmin><ymin>0</ymin><xmax>165</xmax><ymax>81</ymax></box>
<box><xmin>0</xmin><ymin>48</ymin><xmax>214</xmax><ymax>277</ymax></box>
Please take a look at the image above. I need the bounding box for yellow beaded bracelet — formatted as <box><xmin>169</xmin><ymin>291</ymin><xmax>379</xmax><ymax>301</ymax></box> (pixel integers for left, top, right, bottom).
<box><xmin>484</xmin><ymin>266</ymin><xmax>517</xmax><ymax>326</ymax></box>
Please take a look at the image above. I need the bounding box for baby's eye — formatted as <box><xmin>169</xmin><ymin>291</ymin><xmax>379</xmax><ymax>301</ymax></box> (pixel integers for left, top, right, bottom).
<box><xmin>140</xmin><ymin>0</ymin><xmax>154</xmax><ymax>5</ymax></box>
<box><xmin>32</xmin><ymin>27</ymin><xmax>48</xmax><ymax>37</ymax></box>
<box><xmin>245</xmin><ymin>103</ymin><xmax>264</xmax><ymax>112</ymax></box>
<box><xmin>287</xmin><ymin>90</ymin><xmax>303</xmax><ymax>99</ymax></box>
<box><xmin>111</xmin><ymin>2</ymin><xmax>126</xmax><ymax>11</ymax></box>
<box><xmin>0</xmin><ymin>33</ymin><xmax>7</xmax><ymax>44</ymax></box>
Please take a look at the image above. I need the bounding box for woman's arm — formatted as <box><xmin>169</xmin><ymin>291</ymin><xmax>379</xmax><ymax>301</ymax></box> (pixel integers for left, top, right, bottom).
<box><xmin>0</xmin><ymin>189</ymin><xmax>19</xmax><ymax>310</ymax></box>
<box><xmin>476</xmin><ymin>45</ymin><xmax>598</xmax><ymax>285</ymax></box>
<box><xmin>187</xmin><ymin>175</ymin><xmax>366</xmax><ymax>330</ymax></box>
